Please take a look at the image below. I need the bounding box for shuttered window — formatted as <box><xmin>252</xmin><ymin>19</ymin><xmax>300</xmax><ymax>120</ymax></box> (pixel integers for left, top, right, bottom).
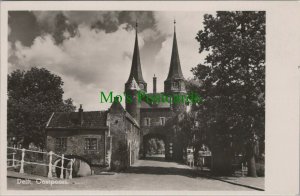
<box><xmin>56</xmin><ymin>138</ymin><xmax>67</xmax><ymax>150</ymax></box>
<box><xmin>144</xmin><ymin>118</ymin><xmax>151</xmax><ymax>126</ymax></box>
<box><xmin>160</xmin><ymin>117</ymin><xmax>166</xmax><ymax>126</ymax></box>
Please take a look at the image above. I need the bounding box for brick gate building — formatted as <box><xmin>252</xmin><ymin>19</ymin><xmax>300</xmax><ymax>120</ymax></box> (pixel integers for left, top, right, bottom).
<box><xmin>125</xmin><ymin>22</ymin><xmax>187</xmax><ymax>161</ymax></box>
<box><xmin>46</xmin><ymin>21</ymin><xmax>187</xmax><ymax>171</ymax></box>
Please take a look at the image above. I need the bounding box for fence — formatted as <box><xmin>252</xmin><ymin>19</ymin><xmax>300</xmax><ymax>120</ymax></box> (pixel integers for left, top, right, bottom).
<box><xmin>7</xmin><ymin>147</ymin><xmax>75</xmax><ymax>179</ymax></box>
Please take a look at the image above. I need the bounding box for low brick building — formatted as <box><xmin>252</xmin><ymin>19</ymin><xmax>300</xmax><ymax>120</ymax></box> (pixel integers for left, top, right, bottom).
<box><xmin>46</xmin><ymin>101</ymin><xmax>140</xmax><ymax>171</ymax></box>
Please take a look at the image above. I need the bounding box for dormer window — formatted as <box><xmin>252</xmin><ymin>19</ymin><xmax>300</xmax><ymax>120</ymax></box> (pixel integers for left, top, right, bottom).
<box><xmin>173</xmin><ymin>82</ymin><xmax>179</xmax><ymax>88</ymax></box>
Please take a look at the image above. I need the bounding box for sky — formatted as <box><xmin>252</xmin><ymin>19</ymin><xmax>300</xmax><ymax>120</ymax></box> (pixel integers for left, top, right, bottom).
<box><xmin>8</xmin><ymin>11</ymin><xmax>210</xmax><ymax>111</ymax></box>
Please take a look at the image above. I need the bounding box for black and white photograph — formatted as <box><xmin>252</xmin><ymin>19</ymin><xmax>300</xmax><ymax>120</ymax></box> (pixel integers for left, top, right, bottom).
<box><xmin>1</xmin><ymin>1</ymin><xmax>299</xmax><ymax>195</ymax></box>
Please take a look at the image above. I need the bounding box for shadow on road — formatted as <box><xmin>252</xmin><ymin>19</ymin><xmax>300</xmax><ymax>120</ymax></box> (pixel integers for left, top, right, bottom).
<box><xmin>142</xmin><ymin>154</ymin><xmax>184</xmax><ymax>163</ymax></box>
<box><xmin>123</xmin><ymin>166</ymin><xmax>199</xmax><ymax>178</ymax></box>
<box><xmin>122</xmin><ymin>156</ymin><xmax>202</xmax><ymax>178</ymax></box>
<box><xmin>142</xmin><ymin>156</ymin><xmax>167</xmax><ymax>161</ymax></box>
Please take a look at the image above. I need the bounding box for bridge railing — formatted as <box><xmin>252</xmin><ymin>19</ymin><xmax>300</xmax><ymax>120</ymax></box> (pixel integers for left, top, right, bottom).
<box><xmin>7</xmin><ymin>146</ymin><xmax>75</xmax><ymax>179</ymax></box>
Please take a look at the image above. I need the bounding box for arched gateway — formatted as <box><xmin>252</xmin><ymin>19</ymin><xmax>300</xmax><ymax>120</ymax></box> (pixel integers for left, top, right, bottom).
<box><xmin>124</xmin><ymin>21</ymin><xmax>187</xmax><ymax>161</ymax></box>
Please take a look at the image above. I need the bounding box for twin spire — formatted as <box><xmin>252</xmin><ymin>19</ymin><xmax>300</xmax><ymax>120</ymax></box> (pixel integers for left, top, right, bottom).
<box><xmin>126</xmin><ymin>21</ymin><xmax>146</xmax><ymax>85</ymax></box>
<box><xmin>126</xmin><ymin>20</ymin><xmax>184</xmax><ymax>89</ymax></box>
<box><xmin>166</xmin><ymin>19</ymin><xmax>184</xmax><ymax>80</ymax></box>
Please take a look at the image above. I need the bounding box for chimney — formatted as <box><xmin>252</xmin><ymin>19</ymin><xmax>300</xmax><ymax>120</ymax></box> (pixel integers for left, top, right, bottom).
<box><xmin>78</xmin><ymin>104</ymin><xmax>83</xmax><ymax>125</ymax></box>
<box><xmin>153</xmin><ymin>74</ymin><xmax>157</xmax><ymax>94</ymax></box>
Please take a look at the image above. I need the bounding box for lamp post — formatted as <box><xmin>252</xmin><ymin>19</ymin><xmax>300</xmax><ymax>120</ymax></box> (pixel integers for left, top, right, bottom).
<box><xmin>12</xmin><ymin>137</ymin><xmax>16</xmax><ymax>148</ymax></box>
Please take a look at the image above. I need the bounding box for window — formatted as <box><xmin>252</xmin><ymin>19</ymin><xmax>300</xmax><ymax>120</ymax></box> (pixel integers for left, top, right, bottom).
<box><xmin>173</xmin><ymin>82</ymin><xmax>179</xmax><ymax>88</ymax></box>
<box><xmin>56</xmin><ymin>138</ymin><xmax>67</xmax><ymax>150</ymax></box>
<box><xmin>160</xmin><ymin>117</ymin><xmax>166</xmax><ymax>126</ymax></box>
<box><xmin>144</xmin><ymin>118</ymin><xmax>151</xmax><ymax>126</ymax></box>
<box><xmin>139</xmin><ymin>83</ymin><xmax>144</xmax><ymax>90</ymax></box>
<box><xmin>85</xmin><ymin>138</ymin><xmax>98</xmax><ymax>150</ymax></box>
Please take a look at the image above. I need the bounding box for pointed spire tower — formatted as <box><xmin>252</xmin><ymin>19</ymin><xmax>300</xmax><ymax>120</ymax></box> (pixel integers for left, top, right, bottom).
<box><xmin>125</xmin><ymin>21</ymin><xmax>147</xmax><ymax>92</ymax></box>
<box><xmin>125</xmin><ymin>21</ymin><xmax>145</xmax><ymax>123</ymax></box>
<box><xmin>164</xmin><ymin>20</ymin><xmax>186</xmax><ymax>94</ymax></box>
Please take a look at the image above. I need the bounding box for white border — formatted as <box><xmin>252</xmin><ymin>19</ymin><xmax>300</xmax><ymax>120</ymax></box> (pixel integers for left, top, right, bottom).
<box><xmin>1</xmin><ymin>1</ymin><xmax>300</xmax><ymax>195</ymax></box>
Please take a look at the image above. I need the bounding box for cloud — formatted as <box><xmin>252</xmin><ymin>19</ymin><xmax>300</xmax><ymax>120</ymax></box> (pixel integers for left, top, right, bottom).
<box><xmin>9</xmin><ymin>24</ymin><xmax>144</xmax><ymax>110</ymax></box>
<box><xmin>32</xmin><ymin>11</ymin><xmax>155</xmax><ymax>35</ymax></box>
<box><xmin>61</xmin><ymin>75</ymin><xmax>112</xmax><ymax>111</ymax></box>
<box><xmin>32</xmin><ymin>11</ymin><xmax>61</xmax><ymax>32</ymax></box>
<box><xmin>8</xmin><ymin>11</ymin><xmax>42</xmax><ymax>46</ymax></box>
<box><xmin>8</xmin><ymin>11</ymin><xmax>210</xmax><ymax>111</ymax></box>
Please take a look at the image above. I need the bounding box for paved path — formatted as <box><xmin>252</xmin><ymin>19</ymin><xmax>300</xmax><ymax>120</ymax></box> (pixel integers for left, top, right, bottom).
<box><xmin>7</xmin><ymin>157</ymin><xmax>258</xmax><ymax>191</ymax></box>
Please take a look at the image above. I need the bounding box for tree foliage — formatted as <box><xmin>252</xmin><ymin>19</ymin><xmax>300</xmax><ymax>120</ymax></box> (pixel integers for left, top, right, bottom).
<box><xmin>192</xmin><ymin>11</ymin><xmax>265</xmax><ymax>176</ymax></box>
<box><xmin>147</xmin><ymin>138</ymin><xmax>165</xmax><ymax>155</ymax></box>
<box><xmin>8</xmin><ymin>67</ymin><xmax>76</xmax><ymax>148</ymax></box>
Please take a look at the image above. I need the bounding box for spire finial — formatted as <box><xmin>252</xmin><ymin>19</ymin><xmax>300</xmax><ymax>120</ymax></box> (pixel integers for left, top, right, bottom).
<box><xmin>174</xmin><ymin>19</ymin><xmax>176</xmax><ymax>32</ymax></box>
<box><xmin>135</xmin><ymin>20</ymin><xmax>138</xmax><ymax>34</ymax></box>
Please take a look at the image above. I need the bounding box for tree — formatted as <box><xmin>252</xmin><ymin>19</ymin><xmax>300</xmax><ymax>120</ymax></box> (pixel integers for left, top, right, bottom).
<box><xmin>192</xmin><ymin>11</ymin><xmax>265</xmax><ymax>176</ymax></box>
<box><xmin>8</xmin><ymin>67</ymin><xmax>76</xmax><ymax>148</ymax></box>
<box><xmin>147</xmin><ymin>138</ymin><xmax>158</xmax><ymax>154</ymax></box>
<box><xmin>178</xmin><ymin>111</ymin><xmax>195</xmax><ymax>147</ymax></box>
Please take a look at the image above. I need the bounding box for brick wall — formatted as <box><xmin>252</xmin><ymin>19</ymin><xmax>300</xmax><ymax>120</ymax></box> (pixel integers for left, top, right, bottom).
<box><xmin>140</xmin><ymin>108</ymin><xmax>173</xmax><ymax>128</ymax></box>
<box><xmin>109</xmin><ymin>112</ymin><xmax>127</xmax><ymax>170</ymax></box>
<box><xmin>125</xmin><ymin>119</ymin><xmax>140</xmax><ymax>164</ymax></box>
<box><xmin>109</xmin><ymin>110</ymin><xmax>141</xmax><ymax>170</ymax></box>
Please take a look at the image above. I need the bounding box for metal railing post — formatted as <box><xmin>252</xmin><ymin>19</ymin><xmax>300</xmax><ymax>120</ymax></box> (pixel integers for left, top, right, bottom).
<box><xmin>60</xmin><ymin>154</ymin><xmax>64</xmax><ymax>179</ymax></box>
<box><xmin>69</xmin><ymin>159</ymin><xmax>74</xmax><ymax>179</ymax></box>
<box><xmin>19</xmin><ymin>148</ymin><xmax>25</xmax><ymax>173</ymax></box>
<box><xmin>48</xmin><ymin>151</ymin><xmax>53</xmax><ymax>178</ymax></box>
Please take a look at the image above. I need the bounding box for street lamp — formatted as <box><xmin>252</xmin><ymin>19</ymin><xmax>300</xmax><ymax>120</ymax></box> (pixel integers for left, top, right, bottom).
<box><xmin>169</xmin><ymin>143</ymin><xmax>173</xmax><ymax>159</ymax></box>
<box><xmin>12</xmin><ymin>137</ymin><xmax>16</xmax><ymax>148</ymax></box>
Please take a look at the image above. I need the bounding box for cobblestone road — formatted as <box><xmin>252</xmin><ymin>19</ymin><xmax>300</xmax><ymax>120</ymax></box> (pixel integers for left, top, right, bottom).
<box><xmin>7</xmin><ymin>157</ymin><xmax>257</xmax><ymax>191</ymax></box>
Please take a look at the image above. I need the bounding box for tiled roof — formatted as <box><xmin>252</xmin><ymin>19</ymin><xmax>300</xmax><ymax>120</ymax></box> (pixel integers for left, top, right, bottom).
<box><xmin>140</xmin><ymin>93</ymin><xmax>171</xmax><ymax>109</ymax></box>
<box><xmin>109</xmin><ymin>102</ymin><xmax>140</xmax><ymax>128</ymax></box>
<box><xmin>46</xmin><ymin>111</ymin><xmax>108</xmax><ymax>129</ymax></box>
<box><xmin>140</xmin><ymin>100</ymin><xmax>151</xmax><ymax>108</ymax></box>
<box><xmin>125</xmin><ymin>112</ymin><xmax>140</xmax><ymax>128</ymax></box>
